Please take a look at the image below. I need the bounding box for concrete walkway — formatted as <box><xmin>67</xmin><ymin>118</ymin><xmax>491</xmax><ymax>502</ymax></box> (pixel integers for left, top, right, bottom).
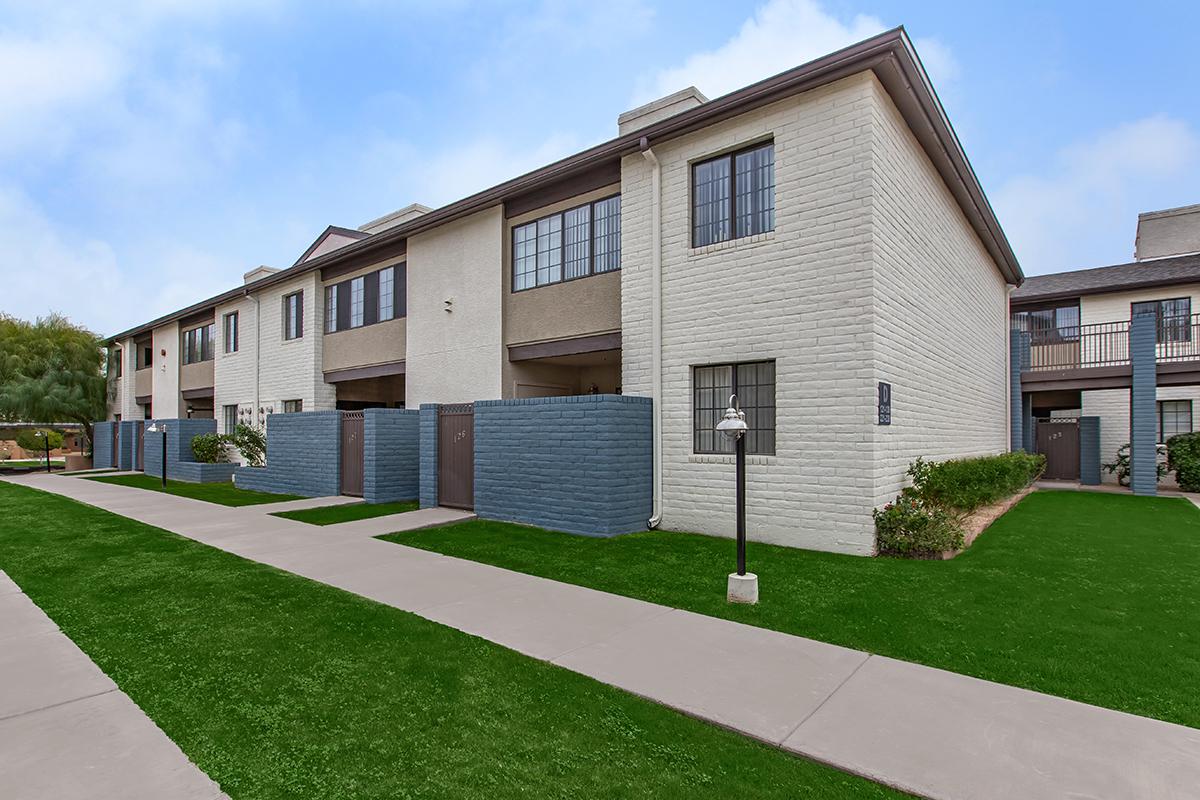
<box><xmin>5</xmin><ymin>474</ymin><xmax>1200</xmax><ymax>800</ymax></box>
<box><xmin>0</xmin><ymin>570</ymin><xmax>227</xmax><ymax>800</ymax></box>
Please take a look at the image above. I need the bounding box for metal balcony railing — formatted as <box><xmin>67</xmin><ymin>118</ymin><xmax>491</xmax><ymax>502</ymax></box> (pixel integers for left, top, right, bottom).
<box><xmin>1022</xmin><ymin>314</ymin><xmax>1200</xmax><ymax>371</ymax></box>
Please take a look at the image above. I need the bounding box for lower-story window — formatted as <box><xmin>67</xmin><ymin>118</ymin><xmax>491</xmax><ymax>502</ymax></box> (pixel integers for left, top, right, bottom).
<box><xmin>223</xmin><ymin>404</ymin><xmax>238</xmax><ymax>435</ymax></box>
<box><xmin>692</xmin><ymin>360</ymin><xmax>776</xmax><ymax>455</ymax></box>
<box><xmin>1158</xmin><ymin>400</ymin><xmax>1192</xmax><ymax>443</ymax></box>
<box><xmin>283</xmin><ymin>399</ymin><xmax>303</xmax><ymax>414</ymax></box>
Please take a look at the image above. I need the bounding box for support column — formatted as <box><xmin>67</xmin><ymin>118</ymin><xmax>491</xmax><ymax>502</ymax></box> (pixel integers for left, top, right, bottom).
<box><xmin>1129</xmin><ymin>311</ymin><xmax>1158</xmax><ymax>496</ymax></box>
<box><xmin>418</xmin><ymin>404</ymin><xmax>439</xmax><ymax>508</ymax></box>
<box><xmin>1079</xmin><ymin>416</ymin><xmax>1101</xmax><ymax>486</ymax></box>
<box><xmin>1010</xmin><ymin>330</ymin><xmax>1030</xmax><ymax>452</ymax></box>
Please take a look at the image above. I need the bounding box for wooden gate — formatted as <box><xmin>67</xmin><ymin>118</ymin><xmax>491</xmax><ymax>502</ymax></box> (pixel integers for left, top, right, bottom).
<box><xmin>340</xmin><ymin>411</ymin><xmax>365</xmax><ymax>497</ymax></box>
<box><xmin>112</xmin><ymin>422</ymin><xmax>120</xmax><ymax>468</ymax></box>
<box><xmin>136</xmin><ymin>422</ymin><xmax>145</xmax><ymax>471</ymax></box>
<box><xmin>1036</xmin><ymin>418</ymin><xmax>1080</xmax><ymax>480</ymax></box>
<box><xmin>437</xmin><ymin>404</ymin><xmax>474</xmax><ymax>510</ymax></box>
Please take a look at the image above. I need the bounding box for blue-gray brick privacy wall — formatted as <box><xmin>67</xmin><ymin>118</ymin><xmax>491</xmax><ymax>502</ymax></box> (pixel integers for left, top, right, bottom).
<box><xmin>473</xmin><ymin>394</ymin><xmax>653</xmax><ymax>537</ymax></box>
<box><xmin>1009</xmin><ymin>330</ymin><xmax>1030</xmax><ymax>452</ymax></box>
<box><xmin>1079</xmin><ymin>416</ymin><xmax>1101</xmax><ymax>486</ymax></box>
<box><xmin>419</xmin><ymin>405</ymin><xmax>439</xmax><ymax>509</ymax></box>
<box><xmin>364</xmin><ymin>408</ymin><xmax>420</xmax><ymax>504</ymax></box>
<box><xmin>143</xmin><ymin>418</ymin><xmax>237</xmax><ymax>483</ymax></box>
<box><xmin>236</xmin><ymin>411</ymin><xmax>342</xmax><ymax>497</ymax></box>
<box><xmin>1129</xmin><ymin>311</ymin><xmax>1158</xmax><ymax>496</ymax></box>
<box><xmin>118</xmin><ymin>420</ymin><xmax>141</xmax><ymax>471</ymax></box>
<box><xmin>92</xmin><ymin>421</ymin><xmax>114</xmax><ymax>467</ymax></box>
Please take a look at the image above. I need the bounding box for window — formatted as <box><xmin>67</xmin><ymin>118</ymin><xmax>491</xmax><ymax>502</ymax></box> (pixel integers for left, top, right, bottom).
<box><xmin>512</xmin><ymin>195</ymin><xmax>622</xmax><ymax>291</ymax></box>
<box><xmin>692</xmin><ymin>141</ymin><xmax>775</xmax><ymax>247</ymax></box>
<box><xmin>112</xmin><ymin>349</ymin><xmax>123</xmax><ymax>378</ymax></box>
<box><xmin>223</xmin><ymin>312</ymin><xmax>239</xmax><ymax>353</ymax></box>
<box><xmin>1158</xmin><ymin>400</ymin><xmax>1192</xmax><ymax>443</ymax></box>
<box><xmin>283</xmin><ymin>291</ymin><xmax>303</xmax><ymax>340</ymax></box>
<box><xmin>283</xmin><ymin>399</ymin><xmax>303</xmax><ymax>413</ymax></box>
<box><xmin>349</xmin><ymin>277</ymin><xmax>365</xmax><ymax>328</ymax></box>
<box><xmin>325</xmin><ymin>285</ymin><xmax>339</xmax><ymax>333</ymax></box>
<box><xmin>1132</xmin><ymin>298</ymin><xmax>1191</xmax><ymax>343</ymax></box>
<box><xmin>141</xmin><ymin>346</ymin><xmax>153</xmax><ymax>369</ymax></box>
<box><xmin>379</xmin><ymin>267</ymin><xmax>394</xmax><ymax>321</ymax></box>
<box><xmin>223</xmin><ymin>404</ymin><xmax>239</xmax><ymax>435</ymax></box>
<box><xmin>1011</xmin><ymin>305</ymin><xmax>1081</xmax><ymax>342</ymax></box>
<box><xmin>692</xmin><ymin>361</ymin><xmax>776</xmax><ymax>455</ymax></box>
<box><xmin>182</xmin><ymin>323</ymin><xmax>214</xmax><ymax>365</ymax></box>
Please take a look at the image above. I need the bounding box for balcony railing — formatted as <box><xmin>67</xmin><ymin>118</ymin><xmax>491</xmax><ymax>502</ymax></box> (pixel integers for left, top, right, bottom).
<box><xmin>1024</xmin><ymin>313</ymin><xmax>1200</xmax><ymax>372</ymax></box>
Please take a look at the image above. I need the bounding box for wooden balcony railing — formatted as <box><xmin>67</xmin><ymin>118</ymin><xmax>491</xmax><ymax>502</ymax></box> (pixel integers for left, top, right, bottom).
<box><xmin>1023</xmin><ymin>314</ymin><xmax>1200</xmax><ymax>372</ymax></box>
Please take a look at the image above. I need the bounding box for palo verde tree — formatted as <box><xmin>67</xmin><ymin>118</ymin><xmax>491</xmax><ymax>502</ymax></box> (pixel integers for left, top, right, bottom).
<box><xmin>0</xmin><ymin>314</ymin><xmax>107</xmax><ymax>450</ymax></box>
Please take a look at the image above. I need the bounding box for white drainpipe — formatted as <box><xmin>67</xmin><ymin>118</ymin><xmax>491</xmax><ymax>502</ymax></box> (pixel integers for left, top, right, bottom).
<box><xmin>247</xmin><ymin>290</ymin><xmax>261</xmax><ymax>426</ymax></box>
<box><xmin>641</xmin><ymin>138</ymin><xmax>664</xmax><ymax>529</ymax></box>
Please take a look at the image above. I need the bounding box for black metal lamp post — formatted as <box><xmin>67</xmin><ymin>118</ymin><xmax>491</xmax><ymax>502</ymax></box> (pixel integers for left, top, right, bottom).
<box><xmin>716</xmin><ymin>395</ymin><xmax>757</xmax><ymax>604</ymax></box>
<box><xmin>147</xmin><ymin>422</ymin><xmax>167</xmax><ymax>487</ymax></box>
<box><xmin>34</xmin><ymin>430</ymin><xmax>51</xmax><ymax>473</ymax></box>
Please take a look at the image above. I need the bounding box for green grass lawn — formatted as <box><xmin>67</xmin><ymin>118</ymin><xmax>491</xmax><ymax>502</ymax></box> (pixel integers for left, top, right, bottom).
<box><xmin>85</xmin><ymin>473</ymin><xmax>301</xmax><ymax>506</ymax></box>
<box><xmin>272</xmin><ymin>499</ymin><xmax>419</xmax><ymax>525</ymax></box>
<box><xmin>0</xmin><ymin>482</ymin><xmax>902</xmax><ymax>799</ymax></box>
<box><xmin>386</xmin><ymin>491</ymin><xmax>1200</xmax><ymax>730</ymax></box>
<box><xmin>0</xmin><ymin>459</ymin><xmax>64</xmax><ymax>469</ymax></box>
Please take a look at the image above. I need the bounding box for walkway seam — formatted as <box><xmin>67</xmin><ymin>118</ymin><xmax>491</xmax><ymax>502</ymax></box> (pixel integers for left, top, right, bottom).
<box><xmin>774</xmin><ymin>653</ymin><xmax>873</xmax><ymax>746</ymax></box>
<box><xmin>0</xmin><ymin>687</ymin><xmax>119</xmax><ymax>725</ymax></box>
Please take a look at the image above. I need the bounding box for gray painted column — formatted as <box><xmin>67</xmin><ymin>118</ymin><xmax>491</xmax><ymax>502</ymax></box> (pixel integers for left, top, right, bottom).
<box><xmin>1023</xmin><ymin>395</ymin><xmax>1035</xmax><ymax>454</ymax></box>
<box><xmin>1079</xmin><ymin>416</ymin><xmax>1101</xmax><ymax>485</ymax></box>
<box><xmin>1009</xmin><ymin>330</ymin><xmax>1030</xmax><ymax>452</ymax></box>
<box><xmin>1129</xmin><ymin>311</ymin><xmax>1158</xmax><ymax>496</ymax></box>
<box><xmin>419</xmin><ymin>405</ymin><xmax>439</xmax><ymax>509</ymax></box>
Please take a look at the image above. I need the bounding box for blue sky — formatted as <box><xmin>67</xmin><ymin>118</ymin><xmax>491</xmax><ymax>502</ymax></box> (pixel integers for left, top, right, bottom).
<box><xmin>1</xmin><ymin>0</ymin><xmax>1198</xmax><ymax>334</ymax></box>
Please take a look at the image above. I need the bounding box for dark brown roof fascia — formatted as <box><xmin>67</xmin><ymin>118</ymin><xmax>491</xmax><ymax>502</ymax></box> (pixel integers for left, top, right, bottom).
<box><xmin>292</xmin><ymin>225</ymin><xmax>371</xmax><ymax>267</ymax></box>
<box><xmin>108</xmin><ymin>27</ymin><xmax>1021</xmax><ymax>341</ymax></box>
<box><xmin>1011</xmin><ymin>275</ymin><xmax>1200</xmax><ymax>307</ymax></box>
<box><xmin>323</xmin><ymin>361</ymin><xmax>406</xmax><ymax>383</ymax></box>
<box><xmin>508</xmin><ymin>332</ymin><xmax>622</xmax><ymax>361</ymax></box>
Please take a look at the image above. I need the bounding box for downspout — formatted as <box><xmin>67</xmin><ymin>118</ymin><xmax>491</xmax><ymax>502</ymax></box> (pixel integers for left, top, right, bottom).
<box><xmin>247</xmin><ymin>290</ymin><xmax>261</xmax><ymax>426</ymax></box>
<box><xmin>641</xmin><ymin>136</ymin><xmax>664</xmax><ymax>529</ymax></box>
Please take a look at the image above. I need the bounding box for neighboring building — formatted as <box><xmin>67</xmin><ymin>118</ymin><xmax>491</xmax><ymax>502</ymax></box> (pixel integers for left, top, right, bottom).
<box><xmin>1012</xmin><ymin>203</ymin><xmax>1200</xmax><ymax>484</ymax></box>
<box><xmin>104</xmin><ymin>28</ymin><xmax>1023</xmax><ymax>554</ymax></box>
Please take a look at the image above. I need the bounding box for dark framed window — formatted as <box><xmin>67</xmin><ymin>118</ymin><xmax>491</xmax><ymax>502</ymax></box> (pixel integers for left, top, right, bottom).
<box><xmin>1158</xmin><ymin>400</ymin><xmax>1192</xmax><ymax>443</ymax></box>
<box><xmin>512</xmin><ymin>195</ymin><xmax>622</xmax><ymax>291</ymax></box>
<box><xmin>1132</xmin><ymin>297</ymin><xmax>1191</xmax><ymax>343</ymax></box>
<box><xmin>323</xmin><ymin>264</ymin><xmax>405</xmax><ymax>334</ymax></box>
<box><xmin>112</xmin><ymin>349</ymin><xmax>123</xmax><ymax>378</ymax></box>
<box><xmin>182</xmin><ymin>323</ymin><xmax>214</xmax><ymax>365</ymax></box>
<box><xmin>223</xmin><ymin>312</ymin><xmax>239</xmax><ymax>353</ymax></box>
<box><xmin>692</xmin><ymin>141</ymin><xmax>775</xmax><ymax>247</ymax></box>
<box><xmin>379</xmin><ymin>266</ymin><xmax>394</xmax><ymax>321</ymax></box>
<box><xmin>283</xmin><ymin>399</ymin><xmax>303</xmax><ymax>413</ymax></box>
<box><xmin>349</xmin><ymin>276</ymin><xmax>365</xmax><ymax>328</ymax></box>
<box><xmin>141</xmin><ymin>346</ymin><xmax>153</xmax><ymax>369</ymax></box>
<box><xmin>325</xmin><ymin>284</ymin><xmax>338</xmax><ymax>333</ymax></box>
<box><xmin>223</xmin><ymin>404</ymin><xmax>238</xmax><ymax>435</ymax></box>
<box><xmin>1011</xmin><ymin>304</ymin><xmax>1081</xmax><ymax>342</ymax></box>
<box><xmin>283</xmin><ymin>291</ymin><xmax>303</xmax><ymax>340</ymax></box>
<box><xmin>692</xmin><ymin>360</ymin><xmax>776</xmax><ymax>455</ymax></box>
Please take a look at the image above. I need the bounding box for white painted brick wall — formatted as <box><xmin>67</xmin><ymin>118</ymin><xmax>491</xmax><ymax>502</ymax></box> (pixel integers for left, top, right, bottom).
<box><xmin>213</xmin><ymin>296</ymin><xmax>257</xmax><ymax>438</ymax></box>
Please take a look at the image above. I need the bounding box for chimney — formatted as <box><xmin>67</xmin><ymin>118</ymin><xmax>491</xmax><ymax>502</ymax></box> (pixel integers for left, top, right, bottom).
<box><xmin>1135</xmin><ymin>203</ymin><xmax>1200</xmax><ymax>260</ymax></box>
<box><xmin>618</xmin><ymin>87</ymin><xmax>708</xmax><ymax>136</ymax></box>
<box><xmin>243</xmin><ymin>265</ymin><xmax>280</xmax><ymax>285</ymax></box>
<box><xmin>359</xmin><ymin>203</ymin><xmax>433</xmax><ymax>235</ymax></box>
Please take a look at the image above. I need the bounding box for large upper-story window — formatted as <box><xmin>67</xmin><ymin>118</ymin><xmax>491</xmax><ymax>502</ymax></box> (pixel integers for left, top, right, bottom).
<box><xmin>324</xmin><ymin>263</ymin><xmax>406</xmax><ymax>334</ymax></box>
<box><xmin>512</xmin><ymin>195</ymin><xmax>621</xmax><ymax>291</ymax></box>
<box><xmin>182</xmin><ymin>323</ymin><xmax>214</xmax><ymax>364</ymax></box>
<box><xmin>692</xmin><ymin>141</ymin><xmax>775</xmax><ymax>247</ymax></box>
<box><xmin>1132</xmin><ymin>297</ymin><xmax>1191</xmax><ymax>343</ymax></box>
<box><xmin>283</xmin><ymin>291</ymin><xmax>303</xmax><ymax>340</ymax></box>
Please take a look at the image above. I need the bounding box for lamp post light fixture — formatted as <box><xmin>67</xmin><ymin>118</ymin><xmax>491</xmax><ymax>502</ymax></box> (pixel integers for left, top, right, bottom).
<box><xmin>146</xmin><ymin>422</ymin><xmax>167</xmax><ymax>487</ymax></box>
<box><xmin>716</xmin><ymin>394</ymin><xmax>758</xmax><ymax>604</ymax></box>
<box><xmin>33</xmin><ymin>430</ymin><xmax>52</xmax><ymax>474</ymax></box>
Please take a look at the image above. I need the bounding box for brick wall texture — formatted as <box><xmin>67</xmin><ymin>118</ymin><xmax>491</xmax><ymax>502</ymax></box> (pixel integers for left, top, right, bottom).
<box><xmin>364</xmin><ymin>408</ymin><xmax>420</xmax><ymax>503</ymax></box>
<box><xmin>419</xmin><ymin>405</ymin><xmax>439</xmax><ymax>508</ymax></box>
<box><xmin>141</xmin><ymin>418</ymin><xmax>236</xmax><ymax>483</ymax></box>
<box><xmin>117</xmin><ymin>420</ymin><xmax>142</xmax><ymax>471</ymax></box>
<box><xmin>92</xmin><ymin>421</ymin><xmax>114</xmax><ymax>468</ymax></box>
<box><xmin>236</xmin><ymin>410</ymin><xmax>342</xmax><ymax>497</ymax></box>
<box><xmin>473</xmin><ymin>395</ymin><xmax>652</xmax><ymax>537</ymax></box>
<box><xmin>1079</xmin><ymin>416</ymin><xmax>1101</xmax><ymax>485</ymax></box>
<box><xmin>1129</xmin><ymin>312</ymin><xmax>1158</xmax><ymax>495</ymax></box>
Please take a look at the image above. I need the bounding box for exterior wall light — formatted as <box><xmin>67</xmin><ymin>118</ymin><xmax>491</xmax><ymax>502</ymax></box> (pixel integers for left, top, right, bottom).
<box><xmin>717</xmin><ymin>395</ymin><xmax>757</xmax><ymax>604</ymax></box>
<box><xmin>33</xmin><ymin>430</ymin><xmax>52</xmax><ymax>474</ymax></box>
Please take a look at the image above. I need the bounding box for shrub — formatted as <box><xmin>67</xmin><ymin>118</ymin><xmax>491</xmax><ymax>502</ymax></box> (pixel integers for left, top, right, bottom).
<box><xmin>1167</xmin><ymin>433</ymin><xmax>1200</xmax><ymax>492</ymax></box>
<box><xmin>907</xmin><ymin>452</ymin><xmax>1045</xmax><ymax>513</ymax></box>
<box><xmin>229</xmin><ymin>424</ymin><xmax>266</xmax><ymax>467</ymax></box>
<box><xmin>15</xmin><ymin>428</ymin><xmax>64</xmax><ymax>453</ymax></box>
<box><xmin>191</xmin><ymin>433</ymin><xmax>230</xmax><ymax>464</ymax></box>
<box><xmin>873</xmin><ymin>492</ymin><xmax>963</xmax><ymax>557</ymax></box>
<box><xmin>1102</xmin><ymin>443</ymin><xmax>1168</xmax><ymax>487</ymax></box>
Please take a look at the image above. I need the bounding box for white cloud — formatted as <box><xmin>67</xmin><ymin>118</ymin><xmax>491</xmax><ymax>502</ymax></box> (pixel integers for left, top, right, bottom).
<box><xmin>993</xmin><ymin>115</ymin><xmax>1200</xmax><ymax>274</ymax></box>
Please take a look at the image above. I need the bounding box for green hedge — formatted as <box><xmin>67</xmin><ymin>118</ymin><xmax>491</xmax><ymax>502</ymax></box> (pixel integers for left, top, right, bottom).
<box><xmin>874</xmin><ymin>452</ymin><xmax>1045</xmax><ymax>558</ymax></box>
<box><xmin>1168</xmin><ymin>433</ymin><xmax>1200</xmax><ymax>492</ymax></box>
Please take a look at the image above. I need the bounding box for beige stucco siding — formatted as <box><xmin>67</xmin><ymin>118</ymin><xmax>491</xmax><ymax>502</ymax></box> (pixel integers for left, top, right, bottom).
<box><xmin>868</xmin><ymin>75</ymin><xmax>1010</xmax><ymax>508</ymax></box>
<box><xmin>134</xmin><ymin>367</ymin><xmax>152</xmax><ymax>401</ymax></box>
<box><xmin>1080</xmin><ymin>283</ymin><xmax>1200</xmax><ymax>325</ymax></box>
<box><xmin>621</xmin><ymin>73</ymin><xmax>880</xmax><ymax>554</ymax></box>
<box><xmin>151</xmin><ymin>324</ymin><xmax>181</xmax><ymax>419</ymax></box>
<box><xmin>179</xmin><ymin>360</ymin><xmax>214</xmax><ymax>392</ymax></box>
<box><xmin>323</xmin><ymin>318</ymin><xmax>407</xmax><ymax>373</ymax></box>
<box><xmin>406</xmin><ymin>207</ymin><xmax>504</xmax><ymax>405</ymax></box>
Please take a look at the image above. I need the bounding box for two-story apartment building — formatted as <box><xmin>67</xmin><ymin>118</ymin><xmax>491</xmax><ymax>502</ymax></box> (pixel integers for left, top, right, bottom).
<box><xmin>106</xmin><ymin>28</ymin><xmax>1024</xmax><ymax>554</ymax></box>
<box><xmin>1012</xmin><ymin>203</ymin><xmax>1200</xmax><ymax>483</ymax></box>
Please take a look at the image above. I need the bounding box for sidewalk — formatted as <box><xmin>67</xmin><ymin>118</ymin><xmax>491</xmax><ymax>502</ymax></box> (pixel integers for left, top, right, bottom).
<box><xmin>7</xmin><ymin>473</ymin><xmax>1200</xmax><ymax>800</ymax></box>
<box><xmin>0</xmin><ymin>569</ymin><xmax>227</xmax><ymax>800</ymax></box>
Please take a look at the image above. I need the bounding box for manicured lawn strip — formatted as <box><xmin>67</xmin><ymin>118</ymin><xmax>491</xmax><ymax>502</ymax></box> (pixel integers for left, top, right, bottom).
<box><xmin>0</xmin><ymin>460</ymin><xmax>65</xmax><ymax>469</ymax></box>
<box><xmin>272</xmin><ymin>499</ymin><xmax>419</xmax><ymax>525</ymax></box>
<box><xmin>85</xmin><ymin>473</ymin><xmax>302</xmax><ymax>506</ymax></box>
<box><xmin>386</xmin><ymin>491</ymin><xmax>1200</xmax><ymax>730</ymax></box>
<box><xmin>0</xmin><ymin>482</ymin><xmax>901</xmax><ymax>800</ymax></box>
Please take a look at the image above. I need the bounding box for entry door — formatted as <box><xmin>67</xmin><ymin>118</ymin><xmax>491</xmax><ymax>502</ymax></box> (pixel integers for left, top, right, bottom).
<box><xmin>341</xmin><ymin>411</ymin><xmax>365</xmax><ymax>497</ymax></box>
<box><xmin>437</xmin><ymin>404</ymin><xmax>474</xmax><ymax>510</ymax></box>
<box><xmin>136</xmin><ymin>422</ymin><xmax>145</xmax><ymax>471</ymax></box>
<box><xmin>112</xmin><ymin>422</ymin><xmax>121</xmax><ymax>468</ymax></box>
<box><xmin>1036</xmin><ymin>418</ymin><xmax>1080</xmax><ymax>480</ymax></box>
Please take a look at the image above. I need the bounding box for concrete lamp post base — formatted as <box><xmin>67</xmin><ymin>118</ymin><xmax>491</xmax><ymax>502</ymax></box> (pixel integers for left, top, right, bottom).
<box><xmin>727</xmin><ymin>572</ymin><xmax>759</xmax><ymax>604</ymax></box>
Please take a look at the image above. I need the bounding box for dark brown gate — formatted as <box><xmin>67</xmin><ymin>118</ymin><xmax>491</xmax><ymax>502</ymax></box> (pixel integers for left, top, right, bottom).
<box><xmin>437</xmin><ymin>404</ymin><xmax>474</xmax><ymax>510</ymax></box>
<box><xmin>341</xmin><ymin>411</ymin><xmax>365</xmax><ymax>497</ymax></box>
<box><xmin>136</xmin><ymin>422</ymin><xmax>145</xmax><ymax>471</ymax></box>
<box><xmin>1036</xmin><ymin>418</ymin><xmax>1080</xmax><ymax>480</ymax></box>
<box><xmin>112</xmin><ymin>422</ymin><xmax>120</xmax><ymax>468</ymax></box>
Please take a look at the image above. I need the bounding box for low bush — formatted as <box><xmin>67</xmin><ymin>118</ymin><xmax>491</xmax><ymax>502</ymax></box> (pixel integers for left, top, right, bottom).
<box><xmin>229</xmin><ymin>424</ymin><xmax>266</xmax><ymax>467</ymax></box>
<box><xmin>191</xmin><ymin>433</ymin><xmax>230</xmax><ymax>464</ymax></box>
<box><xmin>1102</xmin><ymin>443</ymin><xmax>1168</xmax><ymax>487</ymax></box>
<box><xmin>15</xmin><ymin>428</ymin><xmax>64</xmax><ymax>453</ymax></box>
<box><xmin>874</xmin><ymin>451</ymin><xmax>1045</xmax><ymax>558</ymax></box>
<box><xmin>1167</xmin><ymin>433</ymin><xmax>1200</xmax><ymax>492</ymax></box>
